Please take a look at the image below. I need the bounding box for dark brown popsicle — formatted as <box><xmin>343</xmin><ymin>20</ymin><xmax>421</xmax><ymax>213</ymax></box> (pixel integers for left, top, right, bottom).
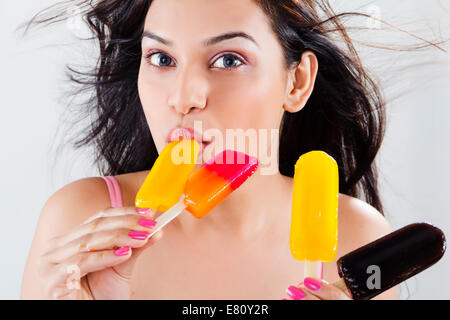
<box><xmin>335</xmin><ymin>223</ymin><xmax>446</xmax><ymax>300</ymax></box>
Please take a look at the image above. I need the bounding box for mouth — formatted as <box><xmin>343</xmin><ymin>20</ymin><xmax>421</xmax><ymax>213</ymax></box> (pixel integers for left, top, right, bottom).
<box><xmin>166</xmin><ymin>127</ymin><xmax>212</xmax><ymax>152</ymax></box>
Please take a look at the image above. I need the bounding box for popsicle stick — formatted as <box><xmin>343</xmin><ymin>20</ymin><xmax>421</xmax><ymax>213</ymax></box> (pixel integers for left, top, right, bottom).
<box><xmin>304</xmin><ymin>261</ymin><xmax>323</xmax><ymax>280</ymax></box>
<box><xmin>148</xmin><ymin>199</ymin><xmax>186</xmax><ymax>237</ymax></box>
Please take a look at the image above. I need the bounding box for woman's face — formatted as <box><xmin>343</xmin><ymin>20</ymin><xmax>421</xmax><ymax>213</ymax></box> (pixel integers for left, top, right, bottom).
<box><xmin>138</xmin><ymin>0</ymin><xmax>290</xmax><ymax>163</ymax></box>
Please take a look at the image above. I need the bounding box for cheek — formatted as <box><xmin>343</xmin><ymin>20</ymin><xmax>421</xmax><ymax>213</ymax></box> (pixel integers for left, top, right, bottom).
<box><xmin>137</xmin><ymin>67</ymin><xmax>173</xmax><ymax>150</ymax></box>
<box><xmin>209</xmin><ymin>70</ymin><xmax>285</xmax><ymax>130</ymax></box>
<box><xmin>138</xmin><ymin>66</ymin><xmax>174</xmax><ymax>116</ymax></box>
<box><xmin>138</xmin><ymin>65</ymin><xmax>164</xmax><ymax>113</ymax></box>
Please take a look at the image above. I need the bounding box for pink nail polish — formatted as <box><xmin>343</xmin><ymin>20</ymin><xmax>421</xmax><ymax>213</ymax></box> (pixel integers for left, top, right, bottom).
<box><xmin>304</xmin><ymin>277</ymin><xmax>322</xmax><ymax>291</ymax></box>
<box><xmin>114</xmin><ymin>246</ymin><xmax>130</xmax><ymax>256</ymax></box>
<box><xmin>286</xmin><ymin>286</ymin><xmax>306</xmax><ymax>300</ymax></box>
<box><xmin>136</xmin><ymin>208</ymin><xmax>150</xmax><ymax>215</ymax></box>
<box><xmin>138</xmin><ymin>218</ymin><xmax>157</xmax><ymax>228</ymax></box>
<box><xmin>128</xmin><ymin>231</ymin><xmax>150</xmax><ymax>240</ymax></box>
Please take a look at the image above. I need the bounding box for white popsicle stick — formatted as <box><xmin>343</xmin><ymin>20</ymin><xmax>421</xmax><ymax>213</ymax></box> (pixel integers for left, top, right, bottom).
<box><xmin>147</xmin><ymin>198</ymin><xmax>186</xmax><ymax>237</ymax></box>
<box><xmin>304</xmin><ymin>261</ymin><xmax>323</xmax><ymax>280</ymax></box>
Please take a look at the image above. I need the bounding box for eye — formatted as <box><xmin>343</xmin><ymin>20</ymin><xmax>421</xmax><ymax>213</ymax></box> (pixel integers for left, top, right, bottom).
<box><xmin>211</xmin><ymin>53</ymin><xmax>244</xmax><ymax>69</ymax></box>
<box><xmin>146</xmin><ymin>52</ymin><xmax>175</xmax><ymax>67</ymax></box>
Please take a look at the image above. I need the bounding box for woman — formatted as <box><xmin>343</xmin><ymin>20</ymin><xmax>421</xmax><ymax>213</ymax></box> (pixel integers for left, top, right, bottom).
<box><xmin>21</xmin><ymin>0</ymin><xmax>398</xmax><ymax>300</ymax></box>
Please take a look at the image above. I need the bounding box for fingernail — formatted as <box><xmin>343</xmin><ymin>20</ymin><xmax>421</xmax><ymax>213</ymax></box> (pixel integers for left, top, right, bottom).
<box><xmin>114</xmin><ymin>246</ymin><xmax>130</xmax><ymax>256</ymax></box>
<box><xmin>138</xmin><ymin>218</ymin><xmax>157</xmax><ymax>228</ymax></box>
<box><xmin>128</xmin><ymin>231</ymin><xmax>150</xmax><ymax>240</ymax></box>
<box><xmin>286</xmin><ymin>286</ymin><xmax>306</xmax><ymax>300</ymax></box>
<box><xmin>304</xmin><ymin>277</ymin><xmax>322</xmax><ymax>291</ymax></box>
<box><xmin>136</xmin><ymin>208</ymin><xmax>151</xmax><ymax>215</ymax></box>
<box><xmin>281</xmin><ymin>298</ymin><xmax>287</xmax><ymax>300</ymax></box>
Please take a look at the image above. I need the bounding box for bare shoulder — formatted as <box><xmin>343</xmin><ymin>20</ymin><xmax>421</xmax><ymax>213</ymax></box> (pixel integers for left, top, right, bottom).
<box><xmin>39</xmin><ymin>170</ymin><xmax>149</xmax><ymax>227</ymax></box>
<box><xmin>39</xmin><ymin>177</ymin><xmax>112</xmax><ymax>234</ymax></box>
<box><xmin>338</xmin><ymin>193</ymin><xmax>392</xmax><ymax>250</ymax></box>
<box><xmin>336</xmin><ymin>193</ymin><xmax>397</xmax><ymax>300</ymax></box>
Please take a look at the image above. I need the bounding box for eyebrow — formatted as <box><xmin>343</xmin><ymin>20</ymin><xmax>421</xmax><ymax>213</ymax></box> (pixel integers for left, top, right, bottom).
<box><xmin>142</xmin><ymin>31</ymin><xmax>260</xmax><ymax>48</ymax></box>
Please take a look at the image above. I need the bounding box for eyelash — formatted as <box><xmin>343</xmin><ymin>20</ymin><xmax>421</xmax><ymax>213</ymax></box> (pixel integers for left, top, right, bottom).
<box><xmin>143</xmin><ymin>50</ymin><xmax>246</xmax><ymax>70</ymax></box>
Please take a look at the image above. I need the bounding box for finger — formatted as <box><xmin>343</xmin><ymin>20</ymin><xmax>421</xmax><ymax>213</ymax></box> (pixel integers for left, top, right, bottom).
<box><xmin>82</xmin><ymin>206</ymin><xmax>149</xmax><ymax>225</ymax></box>
<box><xmin>113</xmin><ymin>229</ymin><xmax>164</xmax><ymax>278</ymax></box>
<box><xmin>70</xmin><ymin>247</ymin><xmax>133</xmax><ymax>278</ymax></box>
<box><xmin>54</xmin><ymin>281</ymin><xmax>93</xmax><ymax>300</ymax></box>
<box><xmin>301</xmin><ymin>277</ymin><xmax>351</xmax><ymax>300</ymax></box>
<box><xmin>45</xmin><ymin>228</ymin><xmax>151</xmax><ymax>263</ymax></box>
<box><xmin>49</xmin><ymin>287</ymin><xmax>78</xmax><ymax>300</ymax></box>
<box><xmin>40</xmin><ymin>264</ymin><xmax>85</xmax><ymax>299</ymax></box>
<box><xmin>134</xmin><ymin>208</ymin><xmax>157</xmax><ymax>219</ymax></box>
<box><xmin>45</xmin><ymin>207</ymin><xmax>137</xmax><ymax>252</ymax></box>
<box><xmin>40</xmin><ymin>271</ymin><xmax>69</xmax><ymax>299</ymax></box>
<box><xmin>43</xmin><ymin>249</ymin><xmax>132</xmax><ymax>298</ymax></box>
<box><xmin>285</xmin><ymin>285</ymin><xmax>319</xmax><ymax>300</ymax></box>
<box><xmin>50</xmin><ymin>213</ymin><xmax>157</xmax><ymax>250</ymax></box>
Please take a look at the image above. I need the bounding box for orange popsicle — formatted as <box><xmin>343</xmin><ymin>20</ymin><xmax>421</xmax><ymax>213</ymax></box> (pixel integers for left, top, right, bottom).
<box><xmin>289</xmin><ymin>150</ymin><xmax>339</xmax><ymax>279</ymax></box>
<box><xmin>147</xmin><ymin>150</ymin><xmax>259</xmax><ymax>236</ymax></box>
<box><xmin>184</xmin><ymin>150</ymin><xmax>259</xmax><ymax>218</ymax></box>
<box><xmin>135</xmin><ymin>139</ymin><xmax>200</xmax><ymax>212</ymax></box>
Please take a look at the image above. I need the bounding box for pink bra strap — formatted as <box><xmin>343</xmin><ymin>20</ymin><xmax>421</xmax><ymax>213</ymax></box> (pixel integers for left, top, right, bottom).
<box><xmin>101</xmin><ymin>176</ymin><xmax>123</xmax><ymax>208</ymax></box>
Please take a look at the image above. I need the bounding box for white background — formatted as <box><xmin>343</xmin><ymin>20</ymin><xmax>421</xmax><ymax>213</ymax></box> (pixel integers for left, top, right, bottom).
<box><xmin>1</xmin><ymin>1</ymin><xmax>449</xmax><ymax>299</ymax></box>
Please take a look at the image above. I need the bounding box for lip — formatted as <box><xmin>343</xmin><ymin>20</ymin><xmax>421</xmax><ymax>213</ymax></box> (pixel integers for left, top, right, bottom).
<box><xmin>166</xmin><ymin>127</ymin><xmax>212</xmax><ymax>151</ymax></box>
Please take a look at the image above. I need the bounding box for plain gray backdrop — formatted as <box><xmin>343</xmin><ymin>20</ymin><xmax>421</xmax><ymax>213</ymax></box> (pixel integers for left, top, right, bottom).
<box><xmin>1</xmin><ymin>0</ymin><xmax>449</xmax><ymax>299</ymax></box>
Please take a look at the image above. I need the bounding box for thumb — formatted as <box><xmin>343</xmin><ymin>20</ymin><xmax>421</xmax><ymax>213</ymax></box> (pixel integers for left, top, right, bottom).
<box><xmin>113</xmin><ymin>229</ymin><xmax>163</xmax><ymax>279</ymax></box>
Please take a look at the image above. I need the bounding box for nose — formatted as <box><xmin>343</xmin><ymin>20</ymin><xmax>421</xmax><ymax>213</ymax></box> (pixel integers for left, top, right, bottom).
<box><xmin>168</xmin><ymin>67</ymin><xmax>207</xmax><ymax>115</ymax></box>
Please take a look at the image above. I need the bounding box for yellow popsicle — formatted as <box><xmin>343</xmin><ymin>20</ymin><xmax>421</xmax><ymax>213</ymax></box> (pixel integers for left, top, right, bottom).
<box><xmin>290</xmin><ymin>151</ymin><xmax>339</xmax><ymax>265</ymax></box>
<box><xmin>135</xmin><ymin>139</ymin><xmax>200</xmax><ymax>212</ymax></box>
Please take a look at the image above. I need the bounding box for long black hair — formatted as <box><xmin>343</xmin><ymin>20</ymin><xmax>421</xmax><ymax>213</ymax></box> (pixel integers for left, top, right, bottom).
<box><xmin>21</xmin><ymin>0</ymin><xmax>444</xmax><ymax>215</ymax></box>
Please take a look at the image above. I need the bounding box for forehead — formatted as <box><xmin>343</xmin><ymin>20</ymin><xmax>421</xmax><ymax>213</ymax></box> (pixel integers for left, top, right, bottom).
<box><xmin>144</xmin><ymin>0</ymin><xmax>273</xmax><ymax>43</ymax></box>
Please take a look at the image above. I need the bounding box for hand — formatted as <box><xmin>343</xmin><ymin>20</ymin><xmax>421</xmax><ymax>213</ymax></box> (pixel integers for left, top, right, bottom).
<box><xmin>284</xmin><ymin>277</ymin><xmax>352</xmax><ymax>300</ymax></box>
<box><xmin>37</xmin><ymin>207</ymin><xmax>162</xmax><ymax>300</ymax></box>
